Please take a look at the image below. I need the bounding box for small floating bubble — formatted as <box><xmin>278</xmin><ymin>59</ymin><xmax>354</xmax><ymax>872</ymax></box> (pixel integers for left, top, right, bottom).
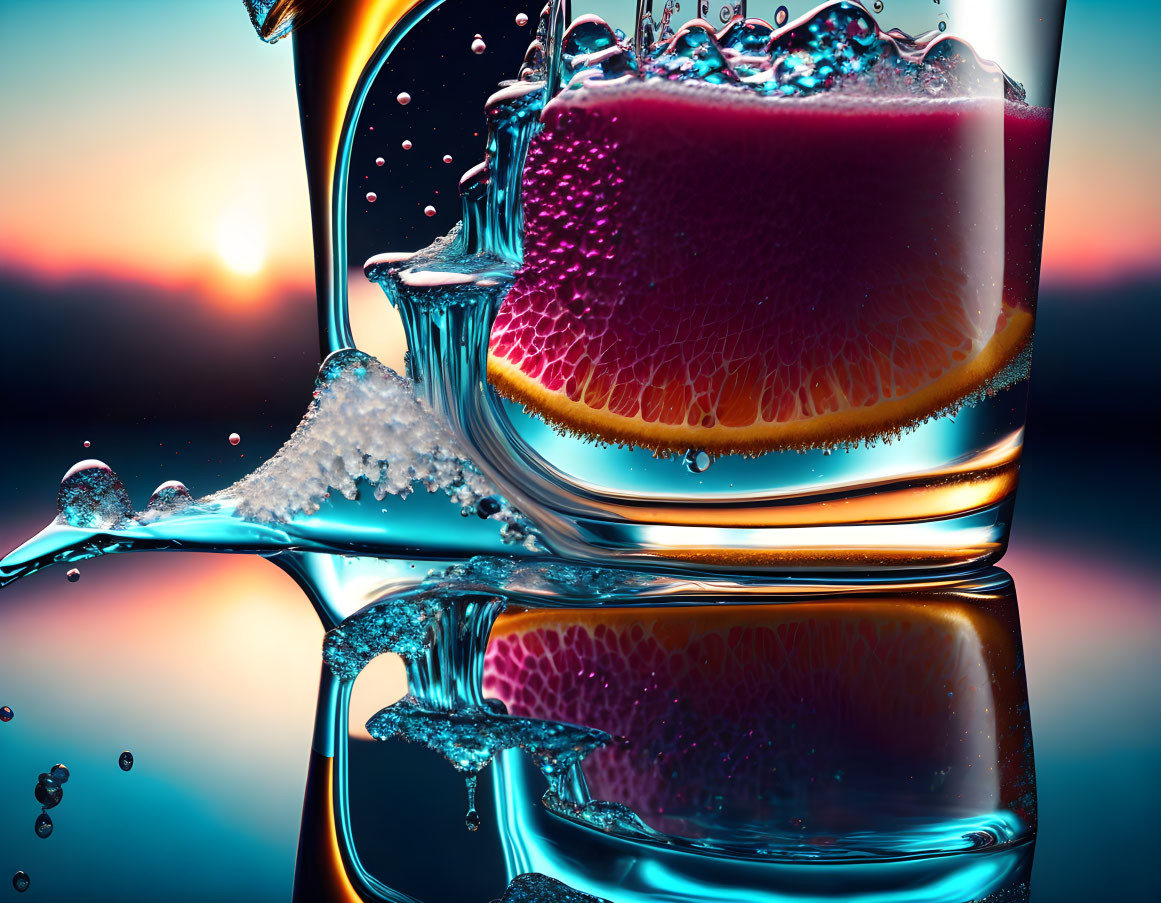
<box><xmin>34</xmin><ymin>777</ymin><xmax>62</xmax><ymax>809</ymax></box>
<box><xmin>366</xmin><ymin>192</ymin><xmax>378</xmax><ymax>203</ymax></box>
<box><xmin>683</xmin><ymin>449</ymin><xmax>711</xmax><ymax>474</ymax></box>
<box><xmin>118</xmin><ymin>750</ymin><xmax>134</xmax><ymax>772</ymax></box>
<box><xmin>424</xmin><ymin>205</ymin><xmax>436</xmax><ymax>217</ymax></box>
<box><xmin>476</xmin><ymin>496</ymin><xmax>501</xmax><ymax>519</ymax></box>
<box><xmin>228</xmin><ymin>432</ymin><xmax>241</xmax><ymax>446</ymax></box>
<box><xmin>66</xmin><ymin>567</ymin><xmax>80</xmax><ymax>583</ymax></box>
<box><xmin>50</xmin><ymin>764</ymin><xmax>70</xmax><ymax>784</ymax></box>
<box><xmin>396</xmin><ymin>91</ymin><xmax>411</xmax><ymax>105</ymax></box>
<box><xmin>83</xmin><ymin>440</ymin><xmax>91</xmax><ymax>448</ymax></box>
<box><xmin>938</xmin><ymin>21</ymin><xmax>947</xmax><ymax>32</ymax></box>
<box><xmin>873</xmin><ymin>1</ymin><xmax>884</xmax><ymax>13</ymax></box>
<box><xmin>516</xmin><ymin>13</ymin><xmax>528</xmax><ymax>26</ymax></box>
<box><xmin>375</xmin><ymin>156</ymin><xmax>385</xmax><ymax>166</ymax></box>
<box><xmin>442</xmin><ymin>154</ymin><xmax>453</xmax><ymax>164</ymax></box>
<box><xmin>775</xmin><ymin>6</ymin><xmax>789</xmax><ymax>26</ymax></box>
<box><xmin>0</xmin><ymin>706</ymin><xmax>13</xmax><ymax>722</ymax></box>
<box><xmin>12</xmin><ymin>872</ymin><xmax>29</xmax><ymax>893</ymax></box>
<box><xmin>34</xmin><ymin>812</ymin><xmax>53</xmax><ymax>839</ymax></box>
<box><xmin>471</xmin><ymin>37</ymin><xmax>487</xmax><ymax>54</ymax></box>
<box><xmin>402</xmin><ymin>139</ymin><xmax>412</xmax><ymax>150</ymax></box>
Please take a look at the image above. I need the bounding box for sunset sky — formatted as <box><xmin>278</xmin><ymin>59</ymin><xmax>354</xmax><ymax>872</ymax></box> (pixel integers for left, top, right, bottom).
<box><xmin>0</xmin><ymin>0</ymin><xmax>1157</xmax><ymax>304</ymax></box>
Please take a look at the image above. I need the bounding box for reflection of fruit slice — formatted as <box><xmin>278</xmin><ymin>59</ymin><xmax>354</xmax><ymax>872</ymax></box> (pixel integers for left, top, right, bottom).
<box><xmin>488</xmin><ymin>82</ymin><xmax>1051</xmax><ymax>454</ymax></box>
<box><xmin>484</xmin><ymin>601</ymin><xmax>1033</xmax><ymax>847</ymax></box>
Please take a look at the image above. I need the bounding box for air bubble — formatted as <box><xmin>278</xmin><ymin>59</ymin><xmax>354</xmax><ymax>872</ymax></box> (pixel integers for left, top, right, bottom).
<box><xmin>34</xmin><ymin>776</ymin><xmax>62</xmax><ymax>809</ymax></box>
<box><xmin>12</xmin><ymin>872</ymin><xmax>29</xmax><ymax>893</ymax></box>
<box><xmin>775</xmin><ymin>6</ymin><xmax>789</xmax><ymax>26</ymax></box>
<box><xmin>366</xmin><ymin>192</ymin><xmax>378</xmax><ymax>203</ymax></box>
<box><xmin>229</xmin><ymin>432</ymin><xmax>241</xmax><ymax>446</ymax></box>
<box><xmin>402</xmin><ymin>139</ymin><xmax>412</xmax><ymax>150</ymax></box>
<box><xmin>424</xmin><ymin>205</ymin><xmax>436</xmax><ymax>217</ymax></box>
<box><xmin>938</xmin><ymin>21</ymin><xmax>947</xmax><ymax>32</ymax></box>
<box><xmin>34</xmin><ymin>813</ymin><xmax>53</xmax><ymax>839</ymax></box>
<box><xmin>683</xmin><ymin>450</ymin><xmax>711</xmax><ymax>474</ymax></box>
<box><xmin>0</xmin><ymin>706</ymin><xmax>13</xmax><ymax>722</ymax></box>
<box><xmin>443</xmin><ymin>154</ymin><xmax>453</xmax><ymax>164</ymax></box>
<box><xmin>146</xmin><ymin>480</ymin><xmax>192</xmax><ymax>511</ymax></box>
<box><xmin>119</xmin><ymin>750</ymin><xmax>134</xmax><ymax>772</ymax></box>
<box><xmin>471</xmin><ymin>37</ymin><xmax>486</xmax><ymax>55</ymax></box>
<box><xmin>83</xmin><ymin>440</ymin><xmax>91</xmax><ymax>448</ymax></box>
<box><xmin>66</xmin><ymin>568</ymin><xmax>80</xmax><ymax>583</ymax></box>
<box><xmin>51</xmin><ymin>764</ymin><xmax>70</xmax><ymax>784</ymax></box>
<box><xmin>396</xmin><ymin>91</ymin><xmax>411</xmax><ymax>105</ymax></box>
<box><xmin>516</xmin><ymin>13</ymin><xmax>529</xmax><ymax>26</ymax></box>
<box><xmin>873</xmin><ymin>1</ymin><xmax>884</xmax><ymax>12</ymax></box>
<box><xmin>375</xmin><ymin>156</ymin><xmax>385</xmax><ymax>166</ymax></box>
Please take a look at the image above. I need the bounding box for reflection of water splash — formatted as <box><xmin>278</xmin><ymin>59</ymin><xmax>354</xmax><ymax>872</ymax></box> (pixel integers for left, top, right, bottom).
<box><xmin>496</xmin><ymin>873</ymin><xmax>610</xmax><ymax>903</ymax></box>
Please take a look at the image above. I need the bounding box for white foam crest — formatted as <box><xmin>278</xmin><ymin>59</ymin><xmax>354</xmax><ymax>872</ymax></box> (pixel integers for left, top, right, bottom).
<box><xmin>210</xmin><ymin>353</ymin><xmax>502</xmax><ymax>524</ymax></box>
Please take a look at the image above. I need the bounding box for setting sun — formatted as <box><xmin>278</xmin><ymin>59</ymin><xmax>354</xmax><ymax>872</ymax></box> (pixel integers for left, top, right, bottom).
<box><xmin>216</xmin><ymin>204</ymin><xmax>268</xmax><ymax>276</ymax></box>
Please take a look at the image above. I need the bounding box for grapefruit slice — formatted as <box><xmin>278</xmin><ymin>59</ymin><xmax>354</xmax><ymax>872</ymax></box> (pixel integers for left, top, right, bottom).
<box><xmin>484</xmin><ymin>601</ymin><xmax>1034</xmax><ymax>848</ymax></box>
<box><xmin>488</xmin><ymin>82</ymin><xmax>1051</xmax><ymax>454</ymax></box>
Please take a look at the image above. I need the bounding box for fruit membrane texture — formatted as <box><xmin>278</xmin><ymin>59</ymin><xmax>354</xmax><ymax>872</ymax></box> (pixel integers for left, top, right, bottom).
<box><xmin>487</xmin><ymin>6</ymin><xmax>1053</xmax><ymax>454</ymax></box>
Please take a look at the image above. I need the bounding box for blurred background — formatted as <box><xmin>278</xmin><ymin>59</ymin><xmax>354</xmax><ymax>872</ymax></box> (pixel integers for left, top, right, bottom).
<box><xmin>0</xmin><ymin>0</ymin><xmax>1157</xmax><ymax>900</ymax></box>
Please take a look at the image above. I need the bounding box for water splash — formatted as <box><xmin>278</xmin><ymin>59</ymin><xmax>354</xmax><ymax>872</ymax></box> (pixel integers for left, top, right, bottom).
<box><xmin>495</xmin><ymin>873</ymin><xmax>610</xmax><ymax>903</ymax></box>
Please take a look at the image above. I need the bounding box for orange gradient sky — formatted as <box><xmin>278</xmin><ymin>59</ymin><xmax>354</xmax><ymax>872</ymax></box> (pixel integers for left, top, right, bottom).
<box><xmin>0</xmin><ymin>0</ymin><xmax>1157</xmax><ymax>303</ymax></box>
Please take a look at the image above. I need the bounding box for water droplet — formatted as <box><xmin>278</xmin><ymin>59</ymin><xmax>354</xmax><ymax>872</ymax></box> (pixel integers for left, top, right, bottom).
<box><xmin>402</xmin><ymin>139</ymin><xmax>412</xmax><ymax>150</ymax></box>
<box><xmin>118</xmin><ymin>750</ymin><xmax>134</xmax><ymax>772</ymax></box>
<box><xmin>682</xmin><ymin>450</ymin><xmax>711</xmax><ymax>474</ymax></box>
<box><xmin>471</xmin><ymin>37</ymin><xmax>486</xmax><ymax>54</ymax></box>
<box><xmin>476</xmin><ymin>496</ymin><xmax>501</xmax><ymax>519</ymax></box>
<box><xmin>83</xmin><ymin>440</ymin><xmax>91</xmax><ymax>448</ymax></box>
<box><xmin>464</xmin><ymin>773</ymin><xmax>480</xmax><ymax>830</ymax></box>
<box><xmin>228</xmin><ymin>432</ymin><xmax>241</xmax><ymax>446</ymax></box>
<box><xmin>50</xmin><ymin>764</ymin><xmax>70</xmax><ymax>784</ymax></box>
<box><xmin>375</xmin><ymin>156</ymin><xmax>385</xmax><ymax>166</ymax></box>
<box><xmin>34</xmin><ymin>777</ymin><xmax>62</xmax><ymax>809</ymax></box>
<box><xmin>424</xmin><ymin>205</ymin><xmax>436</xmax><ymax>217</ymax></box>
<box><xmin>938</xmin><ymin>21</ymin><xmax>947</xmax><ymax>32</ymax></box>
<box><xmin>442</xmin><ymin>154</ymin><xmax>453</xmax><ymax>164</ymax></box>
<box><xmin>775</xmin><ymin>6</ymin><xmax>789</xmax><ymax>26</ymax></box>
<box><xmin>516</xmin><ymin>13</ymin><xmax>528</xmax><ymax>26</ymax></box>
<box><xmin>12</xmin><ymin>871</ymin><xmax>29</xmax><ymax>893</ymax></box>
<box><xmin>873</xmin><ymin>1</ymin><xmax>884</xmax><ymax>13</ymax></box>
<box><xmin>34</xmin><ymin>813</ymin><xmax>53</xmax><ymax>839</ymax></box>
<box><xmin>0</xmin><ymin>706</ymin><xmax>13</xmax><ymax>722</ymax></box>
<box><xmin>57</xmin><ymin>460</ymin><xmax>134</xmax><ymax>529</ymax></box>
<box><xmin>366</xmin><ymin>192</ymin><xmax>378</xmax><ymax>203</ymax></box>
<box><xmin>396</xmin><ymin>91</ymin><xmax>411</xmax><ymax>105</ymax></box>
<box><xmin>66</xmin><ymin>568</ymin><xmax>80</xmax><ymax>583</ymax></box>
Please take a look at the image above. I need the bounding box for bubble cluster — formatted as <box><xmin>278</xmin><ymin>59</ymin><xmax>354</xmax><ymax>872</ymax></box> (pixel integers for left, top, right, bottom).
<box><xmin>57</xmin><ymin>460</ymin><xmax>135</xmax><ymax>530</ymax></box>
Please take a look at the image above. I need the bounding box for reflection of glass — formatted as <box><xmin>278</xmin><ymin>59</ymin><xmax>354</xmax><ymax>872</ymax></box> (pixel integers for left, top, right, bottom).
<box><xmin>299</xmin><ymin>567</ymin><xmax>1035</xmax><ymax>902</ymax></box>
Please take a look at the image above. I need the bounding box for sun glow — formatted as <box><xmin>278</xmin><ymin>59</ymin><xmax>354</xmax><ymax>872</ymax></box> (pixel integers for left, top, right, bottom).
<box><xmin>216</xmin><ymin>204</ymin><xmax>268</xmax><ymax>276</ymax></box>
